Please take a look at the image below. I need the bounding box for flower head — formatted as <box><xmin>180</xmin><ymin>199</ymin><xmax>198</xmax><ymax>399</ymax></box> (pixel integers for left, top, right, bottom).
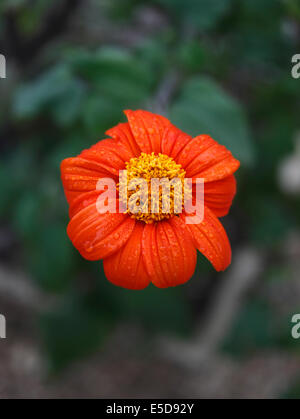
<box><xmin>61</xmin><ymin>110</ymin><xmax>240</xmax><ymax>289</ymax></box>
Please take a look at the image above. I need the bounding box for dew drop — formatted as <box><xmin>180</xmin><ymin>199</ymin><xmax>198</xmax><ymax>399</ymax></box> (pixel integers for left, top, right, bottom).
<box><xmin>84</xmin><ymin>241</ymin><xmax>94</xmax><ymax>253</ymax></box>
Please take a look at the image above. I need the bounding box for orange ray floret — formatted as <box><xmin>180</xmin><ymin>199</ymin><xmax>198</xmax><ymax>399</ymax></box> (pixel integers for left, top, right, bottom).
<box><xmin>61</xmin><ymin>109</ymin><xmax>240</xmax><ymax>290</ymax></box>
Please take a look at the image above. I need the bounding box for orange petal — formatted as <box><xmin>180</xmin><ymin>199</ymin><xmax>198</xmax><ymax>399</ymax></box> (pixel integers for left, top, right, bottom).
<box><xmin>142</xmin><ymin>217</ymin><xmax>197</xmax><ymax>288</ymax></box>
<box><xmin>161</xmin><ymin>125</ymin><xmax>192</xmax><ymax>160</ymax></box>
<box><xmin>124</xmin><ymin>109</ymin><xmax>171</xmax><ymax>154</ymax></box>
<box><xmin>106</xmin><ymin>122</ymin><xmax>140</xmax><ymax>157</ymax></box>
<box><xmin>204</xmin><ymin>175</ymin><xmax>237</xmax><ymax>218</ymax></box>
<box><xmin>80</xmin><ymin>137</ymin><xmax>132</xmax><ymax>171</ymax></box>
<box><xmin>103</xmin><ymin>222</ymin><xmax>151</xmax><ymax>290</ymax></box>
<box><xmin>61</xmin><ymin>157</ymin><xmax>114</xmax><ymax>205</ymax></box>
<box><xmin>176</xmin><ymin>134</ymin><xmax>240</xmax><ymax>181</ymax></box>
<box><xmin>67</xmin><ymin>199</ymin><xmax>135</xmax><ymax>261</ymax></box>
<box><xmin>181</xmin><ymin>205</ymin><xmax>231</xmax><ymax>271</ymax></box>
<box><xmin>61</xmin><ymin>137</ymin><xmax>133</xmax><ymax>206</ymax></box>
<box><xmin>69</xmin><ymin>190</ymin><xmax>104</xmax><ymax>219</ymax></box>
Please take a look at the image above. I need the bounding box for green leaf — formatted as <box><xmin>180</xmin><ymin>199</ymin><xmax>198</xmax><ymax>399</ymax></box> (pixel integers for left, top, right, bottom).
<box><xmin>50</xmin><ymin>82</ymin><xmax>86</xmax><ymax>127</ymax></box>
<box><xmin>13</xmin><ymin>64</ymin><xmax>85</xmax><ymax>124</ymax></box>
<box><xmin>178</xmin><ymin>41</ymin><xmax>207</xmax><ymax>72</ymax></box>
<box><xmin>69</xmin><ymin>47</ymin><xmax>154</xmax><ymax>90</ymax></box>
<box><xmin>66</xmin><ymin>48</ymin><xmax>155</xmax><ymax>135</ymax></box>
<box><xmin>156</xmin><ymin>0</ymin><xmax>231</xmax><ymax>30</ymax></box>
<box><xmin>82</xmin><ymin>95</ymin><xmax>126</xmax><ymax>136</ymax></box>
<box><xmin>170</xmin><ymin>76</ymin><xmax>255</xmax><ymax>166</ymax></box>
<box><xmin>136</xmin><ymin>40</ymin><xmax>168</xmax><ymax>76</ymax></box>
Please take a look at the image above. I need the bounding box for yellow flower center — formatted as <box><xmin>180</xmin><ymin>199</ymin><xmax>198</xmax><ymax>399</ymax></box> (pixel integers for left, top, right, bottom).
<box><xmin>120</xmin><ymin>152</ymin><xmax>188</xmax><ymax>224</ymax></box>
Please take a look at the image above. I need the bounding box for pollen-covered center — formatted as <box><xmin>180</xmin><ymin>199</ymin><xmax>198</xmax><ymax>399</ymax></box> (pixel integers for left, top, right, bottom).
<box><xmin>120</xmin><ymin>152</ymin><xmax>187</xmax><ymax>224</ymax></box>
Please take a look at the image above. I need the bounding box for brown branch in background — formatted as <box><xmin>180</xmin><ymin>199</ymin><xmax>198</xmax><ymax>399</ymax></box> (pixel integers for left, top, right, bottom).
<box><xmin>0</xmin><ymin>265</ymin><xmax>56</xmax><ymax>311</ymax></box>
<box><xmin>158</xmin><ymin>246</ymin><xmax>264</xmax><ymax>369</ymax></box>
<box><xmin>152</xmin><ymin>70</ymin><xmax>181</xmax><ymax>116</ymax></box>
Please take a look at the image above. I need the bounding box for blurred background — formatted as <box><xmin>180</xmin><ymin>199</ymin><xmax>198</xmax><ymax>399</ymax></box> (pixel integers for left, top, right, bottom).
<box><xmin>0</xmin><ymin>0</ymin><xmax>300</xmax><ymax>399</ymax></box>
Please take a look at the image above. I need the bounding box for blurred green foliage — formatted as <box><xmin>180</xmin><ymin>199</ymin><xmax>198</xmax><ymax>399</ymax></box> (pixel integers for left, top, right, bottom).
<box><xmin>170</xmin><ymin>76</ymin><xmax>255</xmax><ymax>165</ymax></box>
<box><xmin>0</xmin><ymin>0</ymin><xmax>300</xmax><ymax>373</ymax></box>
<box><xmin>155</xmin><ymin>0</ymin><xmax>231</xmax><ymax>30</ymax></box>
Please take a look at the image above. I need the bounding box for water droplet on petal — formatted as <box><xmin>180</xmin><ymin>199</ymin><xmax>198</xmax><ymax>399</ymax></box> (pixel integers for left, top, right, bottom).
<box><xmin>84</xmin><ymin>241</ymin><xmax>94</xmax><ymax>253</ymax></box>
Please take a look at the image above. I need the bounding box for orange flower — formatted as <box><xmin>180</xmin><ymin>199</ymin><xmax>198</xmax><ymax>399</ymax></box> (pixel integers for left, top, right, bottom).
<box><xmin>61</xmin><ymin>110</ymin><xmax>240</xmax><ymax>289</ymax></box>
